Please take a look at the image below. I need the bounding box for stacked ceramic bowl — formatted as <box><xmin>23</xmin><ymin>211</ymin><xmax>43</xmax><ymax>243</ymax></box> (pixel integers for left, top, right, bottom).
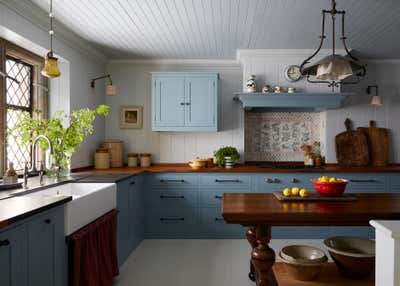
<box><xmin>224</xmin><ymin>156</ymin><xmax>233</xmax><ymax>169</ymax></box>
<box><xmin>279</xmin><ymin>245</ymin><xmax>328</xmax><ymax>281</ymax></box>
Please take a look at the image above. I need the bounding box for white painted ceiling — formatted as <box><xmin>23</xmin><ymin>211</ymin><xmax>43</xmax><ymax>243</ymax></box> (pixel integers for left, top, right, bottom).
<box><xmin>31</xmin><ymin>0</ymin><xmax>400</xmax><ymax>59</ymax></box>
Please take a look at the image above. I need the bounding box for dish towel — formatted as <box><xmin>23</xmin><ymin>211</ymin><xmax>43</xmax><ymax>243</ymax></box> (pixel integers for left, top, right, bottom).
<box><xmin>70</xmin><ymin>209</ymin><xmax>119</xmax><ymax>286</ymax></box>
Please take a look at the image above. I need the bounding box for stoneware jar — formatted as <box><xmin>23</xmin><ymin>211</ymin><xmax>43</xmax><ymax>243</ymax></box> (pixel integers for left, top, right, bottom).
<box><xmin>94</xmin><ymin>148</ymin><xmax>110</xmax><ymax>169</ymax></box>
<box><xmin>140</xmin><ymin>153</ymin><xmax>151</xmax><ymax>168</ymax></box>
<box><xmin>127</xmin><ymin>153</ymin><xmax>138</xmax><ymax>167</ymax></box>
<box><xmin>246</xmin><ymin>75</ymin><xmax>257</xmax><ymax>93</ymax></box>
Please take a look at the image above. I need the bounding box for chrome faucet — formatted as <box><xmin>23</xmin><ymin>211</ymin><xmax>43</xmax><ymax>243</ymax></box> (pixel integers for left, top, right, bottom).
<box><xmin>23</xmin><ymin>162</ymin><xmax>29</xmax><ymax>189</ymax></box>
<box><xmin>31</xmin><ymin>135</ymin><xmax>53</xmax><ymax>173</ymax></box>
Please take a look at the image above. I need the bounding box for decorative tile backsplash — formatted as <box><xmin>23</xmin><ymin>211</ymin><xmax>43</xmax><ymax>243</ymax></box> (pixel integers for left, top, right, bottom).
<box><xmin>245</xmin><ymin>112</ymin><xmax>321</xmax><ymax>161</ymax></box>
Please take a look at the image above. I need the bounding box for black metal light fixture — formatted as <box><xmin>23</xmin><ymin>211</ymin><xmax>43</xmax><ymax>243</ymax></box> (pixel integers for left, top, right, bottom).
<box><xmin>300</xmin><ymin>0</ymin><xmax>366</xmax><ymax>87</ymax></box>
<box><xmin>90</xmin><ymin>74</ymin><xmax>116</xmax><ymax>96</ymax></box>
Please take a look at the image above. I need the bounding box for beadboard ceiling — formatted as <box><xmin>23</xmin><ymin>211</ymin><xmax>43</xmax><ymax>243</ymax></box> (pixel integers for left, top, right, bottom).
<box><xmin>31</xmin><ymin>0</ymin><xmax>400</xmax><ymax>59</ymax></box>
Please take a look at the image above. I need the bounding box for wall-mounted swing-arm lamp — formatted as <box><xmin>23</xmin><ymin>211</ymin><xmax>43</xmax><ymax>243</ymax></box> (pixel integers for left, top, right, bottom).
<box><xmin>90</xmin><ymin>74</ymin><xmax>116</xmax><ymax>96</ymax></box>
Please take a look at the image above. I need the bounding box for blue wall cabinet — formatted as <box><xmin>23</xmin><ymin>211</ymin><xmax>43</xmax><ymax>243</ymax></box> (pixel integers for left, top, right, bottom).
<box><xmin>0</xmin><ymin>224</ymin><xmax>28</xmax><ymax>286</ymax></box>
<box><xmin>27</xmin><ymin>207</ymin><xmax>66</xmax><ymax>286</ymax></box>
<box><xmin>152</xmin><ymin>73</ymin><xmax>218</xmax><ymax>132</ymax></box>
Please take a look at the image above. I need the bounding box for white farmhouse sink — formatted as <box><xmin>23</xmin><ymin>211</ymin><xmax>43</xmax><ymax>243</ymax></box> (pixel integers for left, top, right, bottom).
<box><xmin>24</xmin><ymin>183</ymin><xmax>116</xmax><ymax>235</ymax></box>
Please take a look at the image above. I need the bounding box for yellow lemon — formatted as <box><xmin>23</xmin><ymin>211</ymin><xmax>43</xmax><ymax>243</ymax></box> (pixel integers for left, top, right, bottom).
<box><xmin>320</xmin><ymin>177</ymin><xmax>329</xmax><ymax>183</ymax></box>
<box><xmin>329</xmin><ymin>177</ymin><xmax>337</xmax><ymax>183</ymax></box>
<box><xmin>299</xmin><ymin>188</ymin><xmax>308</xmax><ymax>197</ymax></box>
<box><xmin>283</xmin><ymin>188</ymin><xmax>291</xmax><ymax>197</ymax></box>
<box><xmin>291</xmin><ymin>187</ymin><xmax>300</xmax><ymax>196</ymax></box>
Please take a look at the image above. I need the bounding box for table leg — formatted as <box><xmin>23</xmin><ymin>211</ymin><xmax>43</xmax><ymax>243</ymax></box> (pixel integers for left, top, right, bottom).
<box><xmin>251</xmin><ymin>224</ymin><xmax>275</xmax><ymax>286</ymax></box>
<box><xmin>246</xmin><ymin>227</ymin><xmax>257</xmax><ymax>281</ymax></box>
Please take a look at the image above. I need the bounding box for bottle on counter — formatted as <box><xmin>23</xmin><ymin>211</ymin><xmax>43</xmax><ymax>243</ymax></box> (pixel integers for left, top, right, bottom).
<box><xmin>94</xmin><ymin>148</ymin><xmax>110</xmax><ymax>169</ymax></box>
<box><xmin>140</xmin><ymin>153</ymin><xmax>151</xmax><ymax>168</ymax></box>
<box><xmin>3</xmin><ymin>162</ymin><xmax>18</xmax><ymax>184</ymax></box>
<box><xmin>127</xmin><ymin>153</ymin><xmax>138</xmax><ymax>167</ymax></box>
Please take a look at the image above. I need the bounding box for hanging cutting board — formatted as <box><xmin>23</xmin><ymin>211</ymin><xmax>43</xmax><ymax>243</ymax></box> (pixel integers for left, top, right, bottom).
<box><xmin>335</xmin><ymin>118</ymin><xmax>370</xmax><ymax>166</ymax></box>
<box><xmin>358</xmin><ymin>121</ymin><xmax>389</xmax><ymax>166</ymax></box>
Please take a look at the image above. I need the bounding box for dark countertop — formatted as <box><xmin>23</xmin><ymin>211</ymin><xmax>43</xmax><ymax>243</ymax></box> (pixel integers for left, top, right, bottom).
<box><xmin>73</xmin><ymin>163</ymin><xmax>400</xmax><ymax>174</ymax></box>
<box><xmin>0</xmin><ymin>195</ymin><xmax>71</xmax><ymax>229</ymax></box>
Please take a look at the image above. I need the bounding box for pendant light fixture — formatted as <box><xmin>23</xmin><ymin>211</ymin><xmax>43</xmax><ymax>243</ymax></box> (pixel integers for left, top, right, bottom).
<box><xmin>91</xmin><ymin>74</ymin><xmax>117</xmax><ymax>96</ymax></box>
<box><xmin>41</xmin><ymin>0</ymin><xmax>61</xmax><ymax>78</ymax></box>
<box><xmin>300</xmin><ymin>0</ymin><xmax>366</xmax><ymax>87</ymax></box>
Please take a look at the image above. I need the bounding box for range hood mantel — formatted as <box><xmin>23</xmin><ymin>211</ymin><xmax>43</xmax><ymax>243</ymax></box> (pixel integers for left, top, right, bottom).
<box><xmin>234</xmin><ymin>92</ymin><xmax>352</xmax><ymax>111</ymax></box>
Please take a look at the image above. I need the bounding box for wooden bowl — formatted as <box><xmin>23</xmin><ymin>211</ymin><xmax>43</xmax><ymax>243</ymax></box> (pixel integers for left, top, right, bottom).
<box><xmin>324</xmin><ymin>236</ymin><xmax>375</xmax><ymax>279</ymax></box>
<box><xmin>278</xmin><ymin>252</ymin><xmax>326</xmax><ymax>281</ymax></box>
<box><xmin>280</xmin><ymin>245</ymin><xmax>328</xmax><ymax>264</ymax></box>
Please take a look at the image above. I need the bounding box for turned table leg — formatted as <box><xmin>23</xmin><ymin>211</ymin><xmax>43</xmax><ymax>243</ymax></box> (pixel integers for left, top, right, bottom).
<box><xmin>246</xmin><ymin>227</ymin><xmax>258</xmax><ymax>281</ymax></box>
<box><xmin>250</xmin><ymin>224</ymin><xmax>276</xmax><ymax>286</ymax></box>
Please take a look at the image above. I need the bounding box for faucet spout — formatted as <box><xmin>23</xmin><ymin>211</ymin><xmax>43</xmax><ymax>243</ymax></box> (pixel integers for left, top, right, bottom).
<box><xmin>31</xmin><ymin>135</ymin><xmax>53</xmax><ymax>172</ymax></box>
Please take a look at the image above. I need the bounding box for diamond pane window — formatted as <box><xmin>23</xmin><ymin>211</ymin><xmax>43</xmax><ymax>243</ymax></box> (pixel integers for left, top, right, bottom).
<box><xmin>5</xmin><ymin>56</ymin><xmax>33</xmax><ymax>171</ymax></box>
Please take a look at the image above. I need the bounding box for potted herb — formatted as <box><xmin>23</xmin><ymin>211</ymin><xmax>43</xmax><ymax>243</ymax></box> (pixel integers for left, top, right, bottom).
<box><xmin>10</xmin><ymin>105</ymin><xmax>110</xmax><ymax>179</ymax></box>
<box><xmin>213</xmin><ymin>146</ymin><xmax>240</xmax><ymax>168</ymax></box>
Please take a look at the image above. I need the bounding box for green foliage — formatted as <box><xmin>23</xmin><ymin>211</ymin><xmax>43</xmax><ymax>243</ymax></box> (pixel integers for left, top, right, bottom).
<box><xmin>10</xmin><ymin>105</ymin><xmax>110</xmax><ymax>169</ymax></box>
<box><xmin>213</xmin><ymin>146</ymin><xmax>240</xmax><ymax>167</ymax></box>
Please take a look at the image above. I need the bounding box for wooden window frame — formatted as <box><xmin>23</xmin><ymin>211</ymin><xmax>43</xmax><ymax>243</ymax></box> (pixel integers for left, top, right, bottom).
<box><xmin>0</xmin><ymin>39</ymin><xmax>48</xmax><ymax>174</ymax></box>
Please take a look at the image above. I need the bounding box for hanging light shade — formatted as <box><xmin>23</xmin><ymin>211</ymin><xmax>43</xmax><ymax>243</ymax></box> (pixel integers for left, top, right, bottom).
<box><xmin>300</xmin><ymin>0</ymin><xmax>366</xmax><ymax>87</ymax></box>
<box><xmin>367</xmin><ymin>85</ymin><xmax>382</xmax><ymax>106</ymax></box>
<box><xmin>42</xmin><ymin>0</ymin><xmax>61</xmax><ymax>78</ymax></box>
<box><xmin>91</xmin><ymin>74</ymin><xmax>117</xmax><ymax>96</ymax></box>
<box><xmin>106</xmin><ymin>84</ymin><xmax>117</xmax><ymax>96</ymax></box>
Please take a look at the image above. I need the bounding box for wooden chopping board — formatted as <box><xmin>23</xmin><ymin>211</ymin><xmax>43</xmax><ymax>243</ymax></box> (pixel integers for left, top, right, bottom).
<box><xmin>273</xmin><ymin>192</ymin><xmax>357</xmax><ymax>201</ymax></box>
<box><xmin>358</xmin><ymin>120</ymin><xmax>389</xmax><ymax>166</ymax></box>
<box><xmin>335</xmin><ymin>118</ymin><xmax>369</xmax><ymax>166</ymax></box>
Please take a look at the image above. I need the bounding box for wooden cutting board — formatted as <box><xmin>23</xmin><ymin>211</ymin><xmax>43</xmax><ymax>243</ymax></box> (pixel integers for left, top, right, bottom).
<box><xmin>273</xmin><ymin>192</ymin><xmax>357</xmax><ymax>201</ymax></box>
<box><xmin>335</xmin><ymin>119</ymin><xmax>369</xmax><ymax>166</ymax></box>
<box><xmin>358</xmin><ymin>120</ymin><xmax>389</xmax><ymax>166</ymax></box>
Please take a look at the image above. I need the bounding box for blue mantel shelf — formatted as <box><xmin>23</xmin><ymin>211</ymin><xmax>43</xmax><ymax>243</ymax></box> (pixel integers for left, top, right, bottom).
<box><xmin>234</xmin><ymin>92</ymin><xmax>353</xmax><ymax>111</ymax></box>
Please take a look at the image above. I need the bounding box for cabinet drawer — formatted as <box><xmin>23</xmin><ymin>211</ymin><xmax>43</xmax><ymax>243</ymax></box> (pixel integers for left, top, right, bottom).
<box><xmin>255</xmin><ymin>174</ymin><xmax>314</xmax><ymax>193</ymax></box>
<box><xmin>388</xmin><ymin>174</ymin><xmax>400</xmax><ymax>192</ymax></box>
<box><xmin>146</xmin><ymin>173</ymin><xmax>198</xmax><ymax>188</ymax></box>
<box><xmin>199</xmin><ymin>174</ymin><xmax>251</xmax><ymax>189</ymax></box>
<box><xmin>339</xmin><ymin>174</ymin><xmax>386</xmax><ymax>193</ymax></box>
<box><xmin>145</xmin><ymin>189</ymin><xmax>198</xmax><ymax>208</ymax></box>
<box><xmin>199</xmin><ymin>207</ymin><xmax>245</xmax><ymax>238</ymax></box>
<box><xmin>145</xmin><ymin>208</ymin><xmax>198</xmax><ymax>238</ymax></box>
<box><xmin>199</xmin><ymin>189</ymin><xmax>248</xmax><ymax>206</ymax></box>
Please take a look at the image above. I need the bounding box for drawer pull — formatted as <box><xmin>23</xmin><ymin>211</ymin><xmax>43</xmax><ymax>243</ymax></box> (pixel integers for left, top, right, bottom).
<box><xmin>130</xmin><ymin>181</ymin><xmax>136</xmax><ymax>185</ymax></box>
<box><xmin>160</xmin><ymin>179</ymin><xmax>185</xmax><ymax>183</ymax></box>
<box><xmin>291</xmin><ymin>178</ymin><xmax>299</xmax><ymax>183</ymax></box>
<box><xmin>214</xmin><ymin>195</ymin><xmax>223</xmax><ymax>199</ymax></box>
<box><xmin>0</xmin><ymin>239</ymin><xmax>10</xmax><ymax>247</ymax></box>
<box><xmin>160</xmin><ymin>218</ymin><xmax>185</xmax><ymax>221</ymax></box>
<box><xmin>265</xmin><ymin>178</ymin><xmax>280</xmax><ymax>183</ymax></box>
<box><xmin>215</xmin><ymin>179</ymin><xmax>241</xmax><ymax>183</ymax></box>
<box><xmin>160</xmin><ymin>195</ymin><xmax>185</xmax><ymax>199</ymax></box>
<box><xmin>215</xmin><ymin>217</ymin><xmax>225</xmax><ymax>222</ymax></box>
<box><xmin>350</xmin><ymin>179</ymin><xmax>376</xmax><ymax>183</ymax></box>
<box><xmin>44</xmin><ymin>218</ymin><xmax>51</xmax><ymax>224</ymax></box>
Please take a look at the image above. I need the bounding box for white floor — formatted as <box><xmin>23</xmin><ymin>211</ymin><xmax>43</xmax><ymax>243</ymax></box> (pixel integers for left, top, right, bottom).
<box><xmin>113</xmin><ymin>239</ymin><xmax>326</xmax><ymax>286</ymax></box>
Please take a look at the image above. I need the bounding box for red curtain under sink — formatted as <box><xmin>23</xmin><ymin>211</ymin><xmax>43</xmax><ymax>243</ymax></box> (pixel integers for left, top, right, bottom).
<box><xmin>70</xmin><ymin>209</ymin><xmax>119</xmax><ymax>286</ymax></box>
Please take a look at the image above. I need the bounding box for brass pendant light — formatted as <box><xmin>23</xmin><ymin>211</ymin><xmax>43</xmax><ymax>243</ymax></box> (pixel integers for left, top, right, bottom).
<box><xmin>300</xmin><ymin>0</ymin><xmax>366</xmax><ymax>87</ymax></box>
<box><xmin>42</xmin><ymin>0</ymin><xmax>61</xmax><ymax>78</ymax></box>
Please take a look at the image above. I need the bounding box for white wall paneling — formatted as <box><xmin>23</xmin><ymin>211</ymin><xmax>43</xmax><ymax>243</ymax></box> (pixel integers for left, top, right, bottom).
<box><xmin>105</xmin><ymin>60</ymin><xmax>243</xmax><ymax>163</ymax></box>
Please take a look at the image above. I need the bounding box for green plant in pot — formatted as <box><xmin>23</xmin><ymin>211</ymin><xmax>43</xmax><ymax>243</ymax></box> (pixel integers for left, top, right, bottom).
<box><xmin>10</xmin><ymin>105</ymin><xmax>109</xmax><ymax>180</ymax></box>
<box><xmin>213</xmin><ymin>146</ymin><xmax>240</xmax><ymax>168</ymax></box>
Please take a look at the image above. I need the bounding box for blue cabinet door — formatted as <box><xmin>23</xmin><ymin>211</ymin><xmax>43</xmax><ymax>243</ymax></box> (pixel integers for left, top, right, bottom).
<box><xmin>117</xmin><ymin>178</ymin><xmax>132</xmax><ymax>265</ymax></box>
<box><xmin>0</xmin><ymin>224</ymin><xmax>28</xmax><ymax>286</ymax></box>
<box><xmin>27</xmin><ymin>207</ymin><xmax>66</xmax><ymax>286</ymax></box>
<box><xmin>153</xmin><ymin>76</ymin><xmax>185</xmax><ymax>128</ymax></box>
<box><xmin>184</xmin><ymin>76</ymin><xmax>217</xmax><ymax>128</ymax></box>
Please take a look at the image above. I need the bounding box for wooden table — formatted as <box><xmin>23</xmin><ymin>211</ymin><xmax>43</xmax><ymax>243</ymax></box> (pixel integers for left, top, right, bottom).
<box><xmin>222</xmin><ymin>193</ymin><xmax>400</xmax><ymax>286</ymax></box>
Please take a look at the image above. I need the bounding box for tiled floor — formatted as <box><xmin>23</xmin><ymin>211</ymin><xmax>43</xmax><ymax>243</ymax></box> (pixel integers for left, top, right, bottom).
<box><xmin>113</xmin><ymin>239</ymin><xmax>325</xmax><ymax>286</ymax></box>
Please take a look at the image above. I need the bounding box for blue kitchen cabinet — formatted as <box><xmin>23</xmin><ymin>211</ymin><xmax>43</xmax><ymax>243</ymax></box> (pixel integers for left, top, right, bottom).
<box><xmin>151</xmin><ymin>73</ymin><xmax>218</xmax><ymax>132</ymax></box>
<box><xmin>0</xmin><ymin>224</ymin><xmax>28</xmax><ymax>286</ymax></box>
<box><xmin>27</xmin><ymin>206</ymin><xmax>66</xmax><ymax>286</ymax></box>
<box><xmin>130</xmin><ymin>175</ymin><xmax>145</xmax><ymax>252</ymax></box>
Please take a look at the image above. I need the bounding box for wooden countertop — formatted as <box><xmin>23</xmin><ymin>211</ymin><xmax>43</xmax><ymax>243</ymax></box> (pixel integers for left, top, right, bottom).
<box><xmin>222</xmin><ymin>193</ymin><xmax>400</xmax><ymax>226</ymax></box>
<box><xmin>0</xmin><ymin>195</ymin><xmax>72</xmax><ymax>229</ymax></box>
<box><xmin>74</xmin><ymin>163</ymin><xmax>400</xmax><ymax>174</ymax></box>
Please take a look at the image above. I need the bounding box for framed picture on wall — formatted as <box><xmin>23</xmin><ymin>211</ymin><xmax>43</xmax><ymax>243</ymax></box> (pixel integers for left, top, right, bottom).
<box><xmin>120</xmin><ymin>106</ymin><xmax>143</xmax><ymax>129</ymax></box>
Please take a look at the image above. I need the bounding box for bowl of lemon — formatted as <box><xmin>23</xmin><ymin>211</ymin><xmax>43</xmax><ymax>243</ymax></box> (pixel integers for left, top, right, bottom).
<box><xmin>312</xmin><ymin>176</ymin><xmax>348</xmax><ymax>196</ymax></box>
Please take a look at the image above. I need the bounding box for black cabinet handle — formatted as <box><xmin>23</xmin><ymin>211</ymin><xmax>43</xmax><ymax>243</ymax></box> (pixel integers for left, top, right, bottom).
<box><xmin>265</xmin><ymin>178</ymin><xmax>280</xmax><ymax>183</ymax></box>
<box><xmin>214</xmin><ymin>195</ymin><xmax>223</xmax><ymax>199</ymax></box>
<box><xmin>215</xmin><ymin>179</ymin><xmax>240</xmax><ymax>183</ymax></box>
<box><xmin>291</xmin><ymin>178</ymin><xmax>299</xmax><ymax>183</ymax></box>
<box><xmin>350</xmin><ymin>179</ymin><xmax>376</xmax><ymax>183</ymax></box>
<box><xmin>0</xmin><ymin>239</ymin><xmax>10</xmax><ymax>247</ymax></box>
<box><xmin>160</xmin><ymin>179</ymin><xmax>185</xmax><ymax>183</ymax></box>
<box><xmin>180</xmin><ymin>102</ymin><xmax>185</xmax><ymax>106</ymax></box>
<box><xmin>44</xmin><ymin>218</ymin><xmax>51</xmax><ymax>224</ymax></box>
<box><xmin>160</xmin><ymin>218</ymin><xmax>184</xmax><ymax>221</ymax></box>
<box><xmin>160</xmin><ymin>195</ymin><xmax>185</xmax><ymax>199</ymax></box>
<box><xmin>130</xmin><ymin>181</ymin><xmax>136</xmax><ymax>185</ymax></box>
<box><xmin>215</xmin><ymin>218</ymin><xmax>224</xmax><ymax>222</ymax></box>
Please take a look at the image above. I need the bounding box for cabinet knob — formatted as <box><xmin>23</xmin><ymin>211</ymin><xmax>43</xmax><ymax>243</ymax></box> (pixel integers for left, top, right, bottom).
<box><xmin>292</xmin><ymin>178</ymin><xmax>299</xmax><ymax>183</ymax></box>
<box><xmin>215</xmin><ymin>217</ymin><xmax>225</xmax><ymax>222</ymax></box>
<box><xmin>130</xmin><ymin>181</ymin><xmax>136</xmax><ymax>185</ymax></box>
<box><xmin>180</xmin><ymin>102</ymin><xmax>185</xmax><ymax>106</ymax></box>
<box><xmin>45</xmin><ymin>218</ymin><xmax>51</xmax><ymax>224</ymax></box>
<box><xmin>273</xmin><ymin>178</ymin><xmax>280</xmax><ymax>183</ymax></box>
<box><xmin>214</xmin><ymin>195</ymin><xmax>223</xmax><ymax>199</ymax></box>
<box><xmin>0</xmin><ymin>239</ymin><xmax>10</xmax><ymax>247</ymax></box>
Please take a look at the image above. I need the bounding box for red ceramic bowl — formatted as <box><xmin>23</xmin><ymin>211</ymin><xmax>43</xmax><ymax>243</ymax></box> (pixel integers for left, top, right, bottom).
<box><xmin>312</xmin><ymin>179</ymin><xmax>348</xmax><ymax>196</ymax></box>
